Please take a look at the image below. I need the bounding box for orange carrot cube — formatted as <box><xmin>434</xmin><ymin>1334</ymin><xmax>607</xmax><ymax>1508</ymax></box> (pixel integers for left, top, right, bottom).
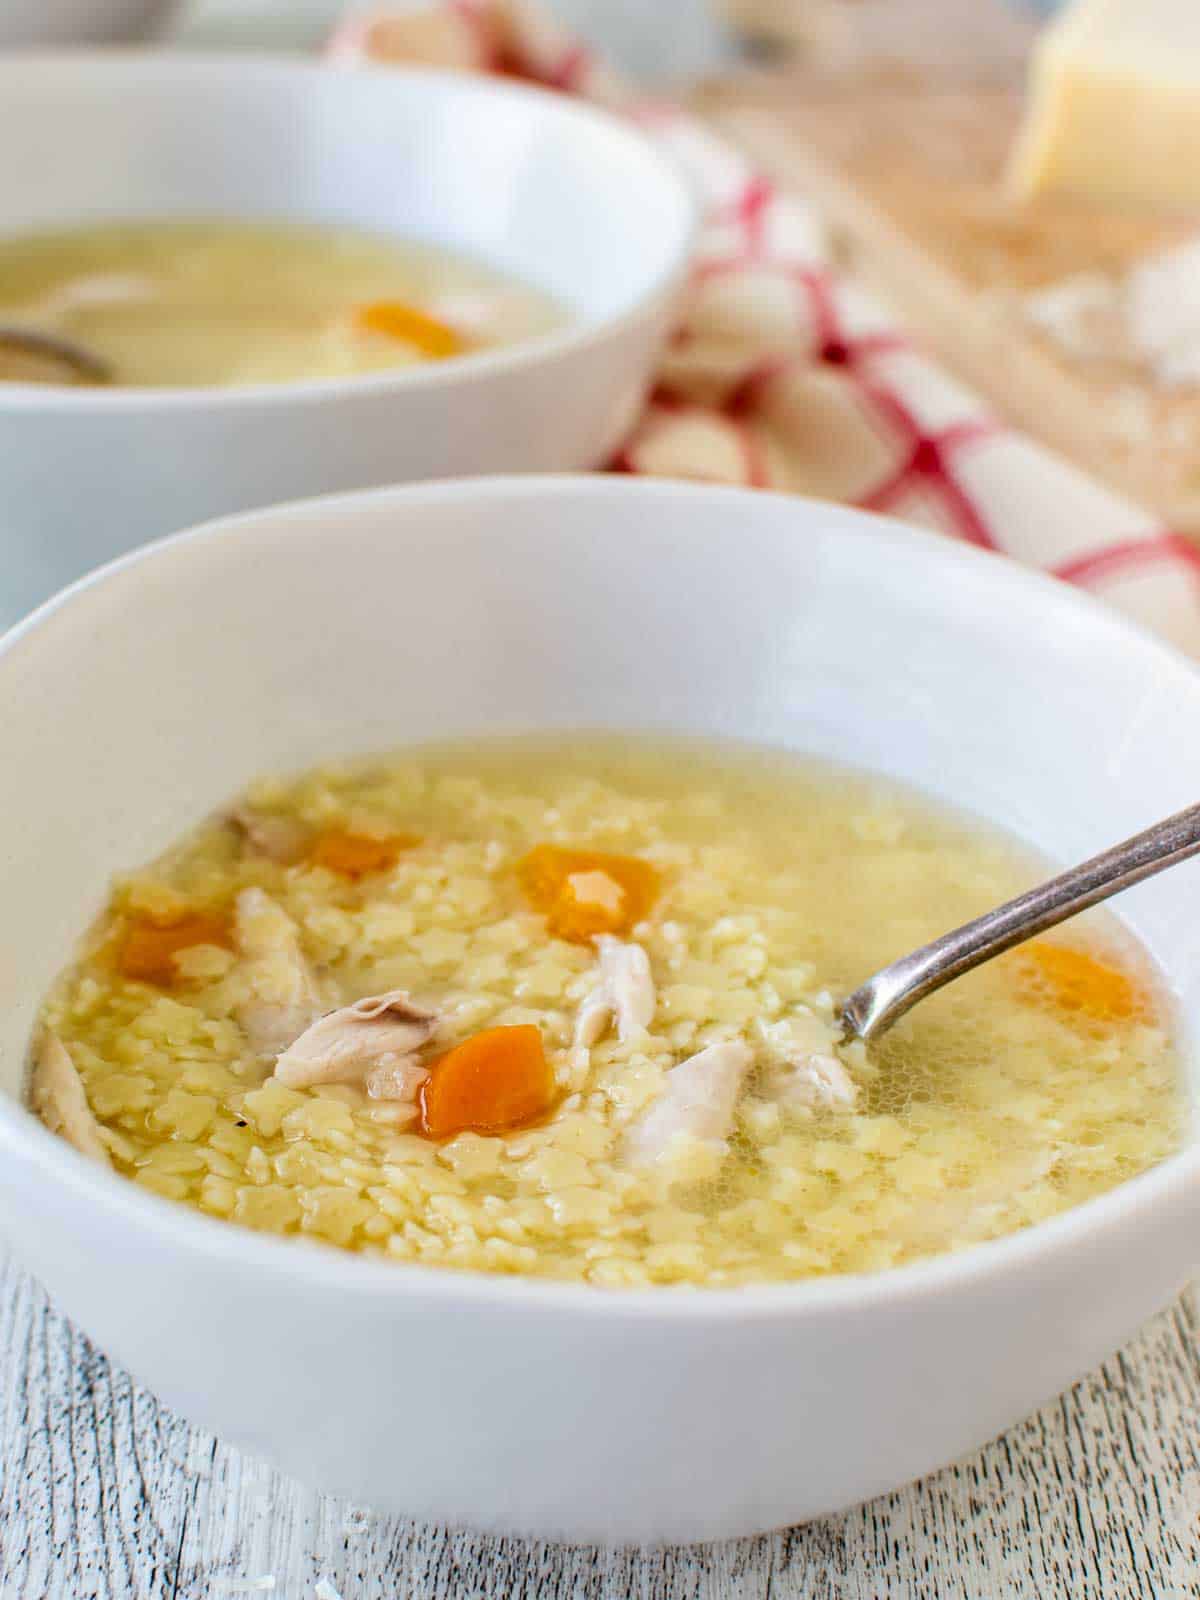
<box><xmin>420</xmin><ymin>1025</ymin><xmax>556</xmax><ymax>1138</ymax></box>
<box><xmin>353</xmin><ymin>300</ymin><xmax>464</xmax><ymax>359</ymax></box>
<box><xmin>307</xmin><ymin>828</ymin><xmax>419</xmax><ymax>880</ymax></box>
<box><xmin>1015</xmin><ymin>941</ymin><xmax>1148</xmax><ymax>1025</ymax></box>
<box><xmin>515</xmin><ymin>844</ymin><xmax>660</xmax><ymax>942</ymax></box>
<box><xmin>117</xmin><ymin>909</ymin><xmax>232</xmax><ymax>987</ymax></box>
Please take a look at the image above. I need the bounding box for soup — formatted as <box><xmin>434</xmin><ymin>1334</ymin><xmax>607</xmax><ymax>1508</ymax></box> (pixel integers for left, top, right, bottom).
<box><xmin>0</xmin><ymin>221</ymin><xmax>566</xmax><ymax>387</ymax></box>
<box><xmin>29</xmin><ymin>738</ymin><xmax>1187</xmax><ymax>1287</ymax></box>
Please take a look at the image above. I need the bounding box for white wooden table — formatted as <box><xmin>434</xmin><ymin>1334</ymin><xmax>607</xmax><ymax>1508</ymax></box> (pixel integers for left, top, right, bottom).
<box><xmin>3</xmin><ymin>1253</ymin><xmax>1199</xmax><ymax>1597</ymax></box>
<box><xmin>3</xmin><ymin>5</ymin><xmax>1200</xmax><ymax>1595</ymax></box>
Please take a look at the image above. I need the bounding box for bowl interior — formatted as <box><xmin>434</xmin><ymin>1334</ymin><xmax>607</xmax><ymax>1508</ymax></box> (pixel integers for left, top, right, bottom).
<box><xmin>0</xmin><ymin>56</ymin><xmax>692</xmax><ymax>325</ymax></box>
<box><xmin>2</xmin><ymin>477</ymin><xmax>1199</xmax><ymax>1119</ymax></box>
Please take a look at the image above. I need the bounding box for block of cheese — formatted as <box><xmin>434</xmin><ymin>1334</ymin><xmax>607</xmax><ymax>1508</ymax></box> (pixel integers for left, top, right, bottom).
<box><xmin>1011</xmin><ymin>0</ymin><xmax>1200</xmax><ymax>210</ymax></box>
<box><xmin>696</xmin><ymin>67</ymin><xmax>1200</xmax><ymax>531</ymax></box>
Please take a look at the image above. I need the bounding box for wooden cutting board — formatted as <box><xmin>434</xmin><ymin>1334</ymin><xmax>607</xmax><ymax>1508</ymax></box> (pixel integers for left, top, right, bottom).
<box><xmin>692</xmin><ymin>56</ymin><xmax>1200</xmax><ymax>533</ymax></box>
<box><xmin>720</xmin><ymin>0</ymin><xmax>1039</xmax><ymax>79</ymax></box>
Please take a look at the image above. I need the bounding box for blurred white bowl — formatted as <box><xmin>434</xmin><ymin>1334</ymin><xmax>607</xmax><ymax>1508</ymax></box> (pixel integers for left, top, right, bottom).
<box><xmin>0</xmin><ymin>476</ymin><xmax>1197</xmax><ymax>1543</ymax></box>
<box><xmin>0</xmin><ymin>0</ymin><xmax>177</xmax><ymax>45</ymax></box>
<box><xmin>0</xmin><ymin>55</ymin><xmax>695</xmax><ymax>624</ymax></box>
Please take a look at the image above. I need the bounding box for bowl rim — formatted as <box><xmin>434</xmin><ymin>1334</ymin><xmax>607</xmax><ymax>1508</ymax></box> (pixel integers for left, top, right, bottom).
<box><xmin>2</xmin><ymin>472</ymin><xmax>1198</xmax><ymax>1321</ymax></box>
<box><xmin>0</xmin><ymin>53</ymin><xmax>699</xmax><ymax>411</ymax></box>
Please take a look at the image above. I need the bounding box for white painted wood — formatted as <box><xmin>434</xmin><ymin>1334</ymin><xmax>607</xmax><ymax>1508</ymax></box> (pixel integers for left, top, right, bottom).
<box><xmin>2</xmin><ymin>1247</ymin><xmax>1198</xmax><ymax>1598</ymax></box>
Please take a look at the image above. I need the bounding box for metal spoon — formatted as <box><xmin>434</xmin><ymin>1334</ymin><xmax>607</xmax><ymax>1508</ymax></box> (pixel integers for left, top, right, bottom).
<box><xmin>841</xmin><ymin>800</ymin><xmax>1200</xmax><ymax>1045</ymax></box>
<box><xmin>0</xmin><ymin>326</ymin><xmax>112</xmax><ymax>386</ymax></box>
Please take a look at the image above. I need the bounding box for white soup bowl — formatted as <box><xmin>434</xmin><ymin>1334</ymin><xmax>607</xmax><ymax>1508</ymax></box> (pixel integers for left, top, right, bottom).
<box><xmin>0</xmin><ymin>57</ymin><xmax>694</xmax><ymax>625</ymax></box>
<box><xmin>0</xmin><ymin>477</ymin><xmax>1197</xmax><ymax>1543</ymax></box>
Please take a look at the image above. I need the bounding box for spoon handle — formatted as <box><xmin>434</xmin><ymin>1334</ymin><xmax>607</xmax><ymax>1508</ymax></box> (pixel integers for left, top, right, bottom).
<box><xmin>841</xmin><ymin>800</ymin><xmax>1200</xmax><ymax>1044</ymax></box>
<box><xmin>0</xmin><ymin>326</ymin><xmax>111</xmax><ymax>386</ymax></box>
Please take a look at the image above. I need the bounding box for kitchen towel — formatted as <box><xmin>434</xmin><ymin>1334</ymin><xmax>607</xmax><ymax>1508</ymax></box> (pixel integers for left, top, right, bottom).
<box><xmin>333</xmin><ymin>0</ymin><xmax>1200</xmax><ymax>656</ymax></box>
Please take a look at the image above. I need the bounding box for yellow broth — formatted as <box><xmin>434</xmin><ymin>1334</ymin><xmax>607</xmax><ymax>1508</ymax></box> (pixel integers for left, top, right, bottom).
<box><xmin>0</xmin><ymin>221</ymin><xmax>565</xmax><ymax>387</ymax></box>
<box><xmin>31</xmin><ymin>737</ymin><xmax>1187</xmax><ymax>1286</ymax></box>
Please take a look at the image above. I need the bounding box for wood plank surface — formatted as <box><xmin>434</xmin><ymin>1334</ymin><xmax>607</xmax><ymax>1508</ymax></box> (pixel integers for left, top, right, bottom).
<box><xmin>3</xmin><ymin>1247</ymin><xmax>1199</xmax><ymax>1598</ymax></box>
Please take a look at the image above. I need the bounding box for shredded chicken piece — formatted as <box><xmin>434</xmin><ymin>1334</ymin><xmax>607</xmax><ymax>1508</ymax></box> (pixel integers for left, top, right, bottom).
<box><xmin>773</xmin><ymin>1052</ymin><xmax>859</xmax><ymax>1112</ymax></box>
<box><xmin>572</xmin><ymin>935</ymin><xmax>656</xmax><ymax>1070</ymax></box>
<box><xmin>30</xmin><ymin>1031</ymin><xmax>109</xmax><ymax>1165</ymax></box>
<box><xmin>234</xmin><ymin>888</ymin><xmax>323</xmax><ymax>1058</ymax></box>
<box><xmin>38</xmin><ymin>273</ymin><xmax>155</xmax><ymax>316</ymax></box>
<box><xmin>624</xmin><ymin>1039</ymin><xmax>753</xmax><ymax>1168</ymax></box>
<box><xmin>760</xmin><ymin>1013</ymin><xmax>859</xmax><ymax>1113</ymax></box>
<box><xmin>273</xmin><ymin>990</ymin><xmax>436</xmax><ymax>1091</ymax></box>
<box><xmin>364</xmin><ymin>1056</ymin><xmax>430</xmax><ymax>1104</ymax></box>
<box><xmin>229</xmin><ymin>805</ymin><xmax>310</xmax><ymax>865</ymax></box>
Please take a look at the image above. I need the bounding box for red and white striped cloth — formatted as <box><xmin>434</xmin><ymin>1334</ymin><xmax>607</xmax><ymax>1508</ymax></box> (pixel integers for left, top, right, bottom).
<box><xmin>333</xmin><ymin>0</ymin><xmax>1200</xmax><ymax>657</ymax></box>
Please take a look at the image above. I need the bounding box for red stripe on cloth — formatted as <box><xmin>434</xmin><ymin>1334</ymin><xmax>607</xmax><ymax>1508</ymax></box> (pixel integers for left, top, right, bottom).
<box><xmin>735</xmin><ymin>176</ymin><xmax>773</xmax><ymax>256</ymax></box>
<box><xmin>607</xmin><ymin>412</ymin><xmax>661</xmax><ymax>474</ymax></box>
<box><xmin>544</xmin><ymin>43</ymin><xmax>590</xmax><ymax>91</ymax></box>
<box><xmin>924</xmin><ymin>457</ymin><xmax>1002</xmax><ymax>551</ymax></box>
<box><xmin>834</xmin><ymin>331</ymin><xmax>909</xmax><ymax>362</ymax></box>
<box><xmin>692</xmin><ymin>254</ymin><xmax>762</xmax><ymax>285</ymax></box>
<box><xmin>938</xmin><ymin>418</ymin><xmax>999</xmax><ymax>452</ymax></box>
<box><xmin>854</xmin><ymin>386</ymin><xmax>1000</xmax><ymax>550</ymax></box>
<box><xmin>724</xmin><ymin>355</ymin><xmax>791</xmax><ymax>417</ymax></box>
<box><xmin>447</xmin><ymin>0</ymin><xmax>506</xmax><ymax>70</ymax></box>
<box><xmin>854</xmin><ymin>382</ymin><xmax>919</xmax><ymax>444</ymax></box>
<box><xmin>709</xmin><ymin>177</ymin><xmax>774</xmax><ymax>257</ymax></box>
<box><xmin>728</xmin><ymin>416</ymin><xmax>771</xmax><ymax>488</ymax></box>
<box><xmin>608</xmin><ymin>396</ymin><xmax>697</xmax><ymax>469</ymax></box>
<box><xmin>694</xmin><ymin>262</ymin><xmax>909</xmax><ymax>375</ymax></box>
<box><xmin>796</xmin><ymin>269</ymin><xmax>840</xmax><ymax>351</ymax></box>
<box><xmin>692</xmin><ymin>260</ymin><xmax>863</xmax><ymax>366</ymax></box>
<box><xmin>646</xmin><ymin>383</ymin><xmax>690</xmax><ymax>411</ymax></box>
<box><xmin>857</xmin><ymin>469</ymin><xmax>908</xmax><ymax>515</ymax></box>
<box><xmin>724</xmin><ymin>331</ymin><xmax>914</xmax><ymax>416</ymax></box>
<box><xmin>1053</xmin><ymin>532</ymin><xmax>1200</xmax><ymax>587</ymax></box>
<box><xmin>858</xmin><ymin>447</ymin><xmax>999</xmax><ymax>551</ymax></box>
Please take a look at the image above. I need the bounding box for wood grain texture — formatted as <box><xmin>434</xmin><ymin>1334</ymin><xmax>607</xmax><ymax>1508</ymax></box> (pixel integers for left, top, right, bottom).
<box><xmin>2</xmin><ymin>1248</ymin><xmax>1198</xmax><ymax>1599</ymax></box>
